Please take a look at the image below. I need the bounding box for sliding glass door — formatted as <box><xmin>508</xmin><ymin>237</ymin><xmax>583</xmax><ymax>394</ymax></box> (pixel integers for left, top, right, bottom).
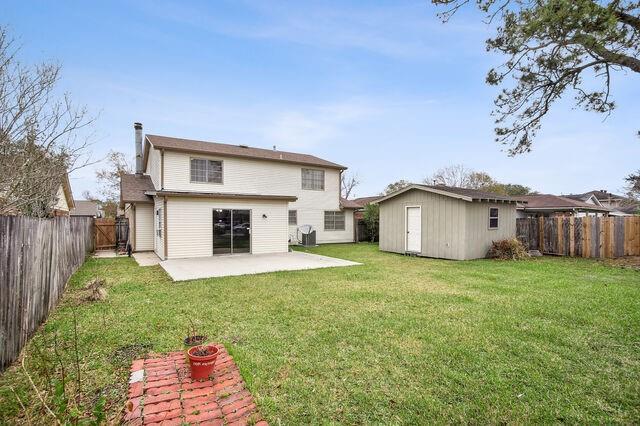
<box><xmin>213</xmin><ymin>209</ymin><xmax>251</xmax><ymax>255</ymax></box>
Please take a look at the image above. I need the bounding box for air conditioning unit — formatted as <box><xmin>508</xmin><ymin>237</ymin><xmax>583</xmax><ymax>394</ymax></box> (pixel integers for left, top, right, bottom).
<box><xmin>297</xmin><ymin>225</ymin><xmax>317</xmax><ymax>247</ymax></box>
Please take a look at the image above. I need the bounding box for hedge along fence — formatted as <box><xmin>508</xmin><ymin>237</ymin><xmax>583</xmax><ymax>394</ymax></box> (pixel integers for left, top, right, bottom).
<box><xmin>517</xmin><ymin>216</ymin><xmax>640</xmax><ymax>258</ymax></box>
<box><xmin>0</xmin><ymin>216</ymin><xmax>94</xmax><ymax>371</ymax></box>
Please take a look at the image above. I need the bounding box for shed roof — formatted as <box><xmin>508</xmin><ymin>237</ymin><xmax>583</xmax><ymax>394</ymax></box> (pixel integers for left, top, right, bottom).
<box><xmin>143</xmin><ymin>134</ymin><xmax>346</xmax><ymax>171</ymax></box>
<box><xmin>374</xmin><ymin>184</ymin><xmax>525</xmax><ymax>204</ymax></box>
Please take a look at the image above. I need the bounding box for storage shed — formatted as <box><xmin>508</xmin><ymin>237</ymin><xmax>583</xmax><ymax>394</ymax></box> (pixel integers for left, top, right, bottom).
<box><xmin>374</xmin><ymin>185</ymin><xmax>524</xmax><ymax>260</ymax></box>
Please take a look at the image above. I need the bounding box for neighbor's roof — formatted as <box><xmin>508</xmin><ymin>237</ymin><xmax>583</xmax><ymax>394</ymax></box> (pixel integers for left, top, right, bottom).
<box><xmin>70</xmin><ymin>200</ymin><xmax>99</xmax><ymax>216</ymax></box>
<box><xmin>352</xmin><ymin>196</ymin><xmax>383</xmax><ymax>207</ymax></box>
<box><xmin>566</xmin><ymin>190</ymin><xmax>627</xmax><ymax>201</ymax></box>
<box><xmin>143</xmin><ymin>134</ymin><xmax>346</xmax><ymax>171</ymax></box>
<box><xmin>517</xmin><ymin>194</ymin><xmax>610</xmax><ymax>211</ymax></box>
<box><xmin>340</xmin><ymin>198</ymin><xmax>362</xmax><ymax>209</ymax></box>
<box><xmin>374</xmin><ymin>184</ymin><xmax>526</xmax><ymax>204</ymax></box>
<box><xmin>120</xmin><ymin>174</ymin><xmax>154</xmax><ymax>205</ymax></box>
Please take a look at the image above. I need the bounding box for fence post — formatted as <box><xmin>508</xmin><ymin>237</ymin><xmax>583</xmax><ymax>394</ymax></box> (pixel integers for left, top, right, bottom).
<box><xmin>538</xmin><ymin>216</ymin><xmax>544</xmax><ymax>254</ymax></box>
<box><xmin>569</xmin><ymin>217</ymin><xmax>575</xmax><ymax>257</ymax></box>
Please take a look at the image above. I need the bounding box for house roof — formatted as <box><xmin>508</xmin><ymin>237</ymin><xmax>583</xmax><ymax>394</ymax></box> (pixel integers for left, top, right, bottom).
<box><xmin>120</xmin><ymin>174</ymin><xmax>154</xmax><ymax>205</ymax></box>
<box><xmin>70</xmin><ymin>200</ymin><xmax>99</xmax><ymax>216</ymax></box>
<box><xmin>517</xmin><ymin>194</ymin><xmax>610</xmax><ymax>212</ymax></box>
<box><xmin>374</xmin><ymin>184</ymin><xmax>526</xmax><ymax>204</ymax></box>
<box><xmin>614</xmin><ymin>204</ymin><xmax>640</xmax><ymax>215</ymax></box>
<box><xmin>150</xmin><ymin>190</ymin><xmax>297</xmax><ymax>202</ymax></box>
<box><xmin>143</xmin><ymin>134</ymin><xmax>346</xmax><ymax>171</ymax></box>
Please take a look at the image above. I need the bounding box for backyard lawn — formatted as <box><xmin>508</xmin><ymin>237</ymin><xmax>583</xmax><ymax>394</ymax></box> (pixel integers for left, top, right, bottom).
<box><xmin>1</xmin><ymin>243</ymin><xmax>639</xmax><ymax>423</ymax></box>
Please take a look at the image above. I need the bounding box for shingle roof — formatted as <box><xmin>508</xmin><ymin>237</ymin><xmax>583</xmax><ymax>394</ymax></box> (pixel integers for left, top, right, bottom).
<box><xmin>566</xmin><ymin>190</ymin><xmax>627</xmax><ymax>201</ymax></box>
<box><xmin>352</xmin><ymin>196</ymin><xmax>383</xmax><ymax>207</ymax></box>
<box><xmin>120</xmin><ymin>174</ymin><xmax>154</xmax><ymax>205</ymax></box>
<box><xmin>375</xmin><ymin>184</ymin><xmax>525</xmax><ymax>204</ymax></box>
<box><xmin>70</xmin><ymin>200</ymin><xmax>99</xmax><ymax>216</ymax></box>
<box><xmin>340</xmin><ymin>198</ymin><xmax>361</xmax><ymax>209</ymax></box>
<box><xmin>144</xmin><ymin>134</ymin><xmax>346</xmax><ymax>170</ymax></box>
<box><xmin>518</xmin><ymin>194</ymin><xmax>610</xmax><ymax>211</ymax></box>
<box><xmin>420</xmin><ymin>185</ymin><xmax>522</xmax><ymax>202</ymax></box>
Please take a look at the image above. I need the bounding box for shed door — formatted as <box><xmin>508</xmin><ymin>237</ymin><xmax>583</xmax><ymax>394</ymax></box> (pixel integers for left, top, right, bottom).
<box><xmin>406</xmin><ymin>206</ymin><xmax>421</xmax><ymax>253</ymax></box>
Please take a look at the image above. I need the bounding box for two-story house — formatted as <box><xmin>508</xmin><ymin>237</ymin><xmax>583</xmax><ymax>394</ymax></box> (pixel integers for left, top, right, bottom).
<box><xmin>120</xmin><ymin>123</ymin><xmax>356</xmax><ymax>260</ymax></box>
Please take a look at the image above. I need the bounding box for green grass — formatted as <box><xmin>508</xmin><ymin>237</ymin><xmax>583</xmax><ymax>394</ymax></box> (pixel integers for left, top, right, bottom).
<box><xmin>1</xmin><ymin>243</ymin><xmax>639</xmax><ymax>424</ymax></box>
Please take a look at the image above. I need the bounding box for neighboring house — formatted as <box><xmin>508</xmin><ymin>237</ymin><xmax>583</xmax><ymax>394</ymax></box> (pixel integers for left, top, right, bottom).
<box><xmin>52</xmin><ymin>173</ymin><xmax>75</xmax><ymax>217</ymax></box>
<box><xmin>374</xmin><ymin>184</ymin><xmax>523</xmax><ymax>260</ymax></box>
<box><xmin>565</xmin><ymin>190</ymin><xmax>639</xmax><ymax>216</ymax></box>
<box><xmin>120</xmin><ymin>123</ymin><xmax>356</xmax><ymax>259</ymax></box>
<box><xmin>516</xmin><ymin>194</ymin><xmax>610</xmax><ymax>218</ymax></box>
<box><xmin>344</xmin><ymin>196</ymin><xmax>382</xmax><ymax>242</ymax></box>
<box><xmin>70</xmin><ymin>200</ymin><xmax>102</xmax><ymax>218</ymax></box>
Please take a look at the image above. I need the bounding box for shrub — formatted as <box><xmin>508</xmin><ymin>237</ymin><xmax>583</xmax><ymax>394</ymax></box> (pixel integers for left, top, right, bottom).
<box><xmin>487</xmin><ymin>238</ymin><xmax>529</xmax><ymax>260</ymax></box>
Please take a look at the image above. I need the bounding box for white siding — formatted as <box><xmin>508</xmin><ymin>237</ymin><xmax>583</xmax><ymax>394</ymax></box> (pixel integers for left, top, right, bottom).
<box><xmin>154</xmin><ymin>198</ymin><xmax>165</xmax><ymax>259</ymax></box>
<box><xmin>53</xmin><ymin>185</ymin><xmax>69</xmax><ymax>211</ymax></box>
<box><xmin>147</xmin><ymin>146</ymin><xmax>161</xmax><ymax>189</ymax></box>
<box><xmin>135</xmin><ymin>204</ymin><xmax>154</xmax><ymax>251</ymax></box>
<box><xmin>160</xmin><ymin>149</ymin><xmax>352</xmax><ymax>244</ymax></box>
<box><xmin>165</xmin><ymin>197</ymin><xmax>289</xmax><ymax>259</ymax></box>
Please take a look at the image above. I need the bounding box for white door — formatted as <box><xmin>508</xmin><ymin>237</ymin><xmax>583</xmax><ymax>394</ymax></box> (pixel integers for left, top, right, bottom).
<box><xmin>406</xmin><ymin>206</ymin><xmax>421</xmax><ymax>253</ymax></box>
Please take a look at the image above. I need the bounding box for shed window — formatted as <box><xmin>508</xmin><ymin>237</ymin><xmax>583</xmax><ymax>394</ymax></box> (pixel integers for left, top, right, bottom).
<box><xmin>489</xmin><ymin>208</ymin><xmax>499</xmax><ymax>229</ymax></box>
<box><xmin>302</xmin><ymin>168</ymin><xmax>324</xmax><ymax>190</ymax></box>
<box><xmin>288</xmin><ymin>210</ymin><xmax>297</xmax><ymax>225</ymax></box>
<box><xmin>324</xmin><ymin>211</ymin><xmax>345</xmax><ymax>231</ymax></box>
<box><xmin>190</xmin><ymin>158</ymin><xmax>223</xmax><ymax>183</ymax></box>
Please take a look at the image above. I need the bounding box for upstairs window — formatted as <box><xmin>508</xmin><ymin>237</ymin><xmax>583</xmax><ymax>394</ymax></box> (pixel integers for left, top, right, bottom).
<box><xmin>302</xmin><ymin>168</ymin><xmax>324</xmax><ymax>190</ymax></box>
<box><xmin>489</xmin><ymin>208</ymin><xmax>499</xmax><ymax>229</ymax></box>
<box><xmin>288</xmin><ymin>210</ymin><xmax>297</xmax><ymax>225</ymax></box>
<box><xmin>324</xmin><ymin>211</ymin><xmax>345</xmax><ymax>231</ymax></box>
<box><xmin>191</xmin><ymin>158</ymin><xmax>223</xmax><ymax>183</ymax></box>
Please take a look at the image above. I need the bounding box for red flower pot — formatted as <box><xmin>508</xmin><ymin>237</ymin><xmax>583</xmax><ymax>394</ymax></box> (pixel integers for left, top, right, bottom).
<box><xmin>187</xmin><ymin>345</ymin><xmax>219</xmax><ymax>380</ymax></box>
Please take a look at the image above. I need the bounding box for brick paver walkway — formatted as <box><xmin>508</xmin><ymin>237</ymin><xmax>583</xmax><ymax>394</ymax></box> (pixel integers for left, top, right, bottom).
<box><xmin>123</xmin><ymin>344</ymin><xmax>266</xmax><ymax>425</ymax></box>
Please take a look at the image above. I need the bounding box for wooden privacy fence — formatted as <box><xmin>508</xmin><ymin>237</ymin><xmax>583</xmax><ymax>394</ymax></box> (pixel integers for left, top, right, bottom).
<box><xmin>517</xmin><ymin>216</ymin><xmax>640</xmax><ymax>258</ymax></box>
<box><xmin>0</xmin><ymin>216</ymin><xmax>94</xmax><ymax>371</ymax></box>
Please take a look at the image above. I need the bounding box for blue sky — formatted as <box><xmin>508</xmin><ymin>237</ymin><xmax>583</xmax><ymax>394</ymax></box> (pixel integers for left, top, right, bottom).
<box><xmin>4</xmin><ymin>0</ymin><xmax>640</xmax><ymax>198</ymax></box>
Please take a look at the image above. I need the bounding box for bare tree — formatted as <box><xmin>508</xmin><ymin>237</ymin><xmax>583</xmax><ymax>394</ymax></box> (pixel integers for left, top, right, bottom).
<box><xmin>425</xmin><ymin>164</ymin><xmax>476</xmax><ymax>187</ymax></box>
<box><xmin>382</xmin><ymin>179</ymin><xmax>411</xmax><ymax>195</ymax></box>
<box><xmin>0</xmin><ymin>27</ymin><xmax>94</xmax><ymax>216</ymax></box>
<box><xmin>425</xmin><ymin>164</ymin><xmax>536</xmax><ymax>194</ymax></box>
<box><xmin>341</xmin><ymin>172</ymin><xmax>360</xmax><ymax>199</ymax></box>
<box><xmin>84</xmin><ymin>151</ymin><xmax>133</xmax><ymax>217</ymax></box>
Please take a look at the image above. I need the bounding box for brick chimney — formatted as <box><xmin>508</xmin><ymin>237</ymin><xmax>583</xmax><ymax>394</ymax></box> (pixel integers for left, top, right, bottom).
<box><xmin>134</xmin><ymin>122</ymin><xmax>143</xmax><ymax>175</ymax></box>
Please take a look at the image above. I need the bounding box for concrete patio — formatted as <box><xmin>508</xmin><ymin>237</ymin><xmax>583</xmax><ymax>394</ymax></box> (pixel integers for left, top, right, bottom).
<box><xmin>160</xmin><ymin>251</ymin><xmax>361</xmax><ymax>281</ymax></box>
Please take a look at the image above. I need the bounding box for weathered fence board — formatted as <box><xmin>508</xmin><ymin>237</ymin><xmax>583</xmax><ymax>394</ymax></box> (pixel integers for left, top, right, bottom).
<box><xmin>517</xmin><ymin>216</ymin><xmax>640</xmax><ymax>259</ymax></box>
<box><xmin>0</xmin><ymin>216</ymin><xmax>93</xmax><ymax>371</ymax></box>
